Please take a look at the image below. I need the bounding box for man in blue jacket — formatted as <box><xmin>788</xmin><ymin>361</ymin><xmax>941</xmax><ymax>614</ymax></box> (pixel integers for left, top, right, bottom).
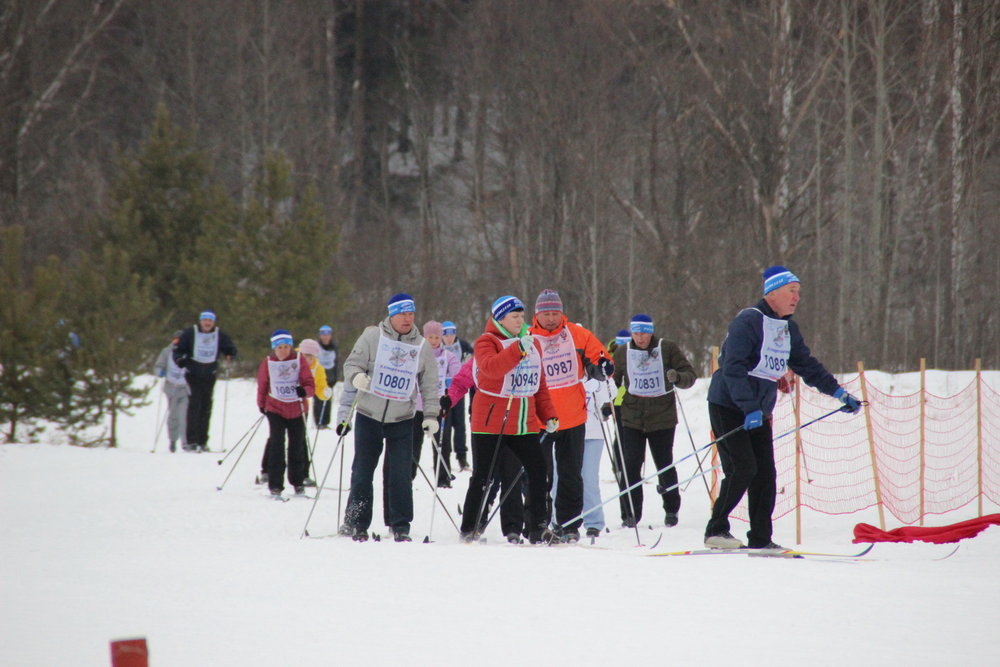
<box><xmin>704</xmin><ymin>266</ymin><xmax>861</xmax><ymax>550</ymax></box>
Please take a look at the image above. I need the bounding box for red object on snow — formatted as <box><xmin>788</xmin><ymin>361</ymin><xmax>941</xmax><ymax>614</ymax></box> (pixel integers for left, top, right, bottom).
<box><xmin>853</xmin><ymin>513</ymin><xmax>1000</xmax><ymax>544</ymax></box>
<box><xmin>110</xmin><ymin>638</ymin><xmax>148</xmax><ymax>667</ymax></box>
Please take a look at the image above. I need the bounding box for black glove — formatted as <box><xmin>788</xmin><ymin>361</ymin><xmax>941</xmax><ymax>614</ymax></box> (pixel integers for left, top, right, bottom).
<box><xmin>295</xmin><ymin>385</ymin><xmax>307</xmax><ymax>398</ymax></box>
<box><xmin>600</xmin><ymin>403</ymin><xmax>612</xmax><ymax>420</ymax></box>
<box><xmin>665</xmin><ymin>368</ymin><xmax>679</xmax><ymax>384</ymax></box>
<box><xmin>175</xmin><ymin>356</ymin><xmax>189</xmax><ymax>368</ymax></box>
<box><xmin>335</xmin><ymin>421</ymin><xmax>352</xmax><ymax>436</ymax></box>
<box><xmin>438</xmin><ymin>395</ymin><xmax>452</xmax><ymax>419</ymax></box>
<box><xmin>259</xmin><ymin>406</ymin><xmax>266</xmax><ymax>415</ymax></box>
<box><xmin>599</xmin><ymin>357</ymin><xmax>614</xmax><ymax>379</ymax></box>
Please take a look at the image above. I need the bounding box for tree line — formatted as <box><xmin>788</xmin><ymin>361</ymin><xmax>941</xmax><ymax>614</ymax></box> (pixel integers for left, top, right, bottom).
<box><xmin>2</xmin><ymin>1</ymin><xmax>998</xmax><ymax>440</ymax></box>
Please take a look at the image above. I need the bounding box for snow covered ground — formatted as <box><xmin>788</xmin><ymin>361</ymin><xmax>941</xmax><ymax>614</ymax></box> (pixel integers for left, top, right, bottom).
<box><xmin>2</xmin><ymin>373</ymin><xmax>999</xmax><ymax>666</ymax></box>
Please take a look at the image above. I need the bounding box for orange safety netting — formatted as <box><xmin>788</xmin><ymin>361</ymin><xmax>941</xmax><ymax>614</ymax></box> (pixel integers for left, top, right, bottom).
<box><xmin>719</xmin><ymin>371</ymin><xmax>1000</xmax><ymax>526</ymax></box>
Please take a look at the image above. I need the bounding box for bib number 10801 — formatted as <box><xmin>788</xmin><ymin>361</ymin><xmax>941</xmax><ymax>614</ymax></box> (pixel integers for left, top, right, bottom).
<box><xmin>377</xmin><ymin>373</ymin><xmax>411</xmax><ymax>391</ymax></box>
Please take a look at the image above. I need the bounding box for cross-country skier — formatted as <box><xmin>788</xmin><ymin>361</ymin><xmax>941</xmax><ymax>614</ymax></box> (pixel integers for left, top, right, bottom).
<box><xmin>337</xmin><ymin>293</ymin><xmax>439</xmax><ymax>543</ymax></box>
<box><xmin>704</xmin><ymin>266</ymin><xmax>861</xmax><ymax>550</ymax></box>
<box><xmin>611</xmin><ymin>314</ymin><xmax>697</xmax><ymax>528</ymax></box>
<box><xmin>256</xmin><ymin>329</ymin><xmax>314</xmax><ymax>498</ymax></box>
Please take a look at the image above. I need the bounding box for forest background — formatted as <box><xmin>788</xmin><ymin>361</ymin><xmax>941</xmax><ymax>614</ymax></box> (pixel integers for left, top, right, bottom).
<box><xmin>1</xmin><ymin>1</ymin><xmax>998</xmax><ymax>442</ymax></box>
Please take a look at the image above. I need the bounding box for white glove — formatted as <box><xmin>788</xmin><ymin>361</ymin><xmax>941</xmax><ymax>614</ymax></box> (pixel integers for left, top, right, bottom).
<box><xmin>545</xmin><ymin>418</ymin><xmax>559</xmax><ymax>434</ymax></box>
<box><xmin>422</xmin><ymin>417</ymin><xmax>439</xmax><ymax>435</ymax></box>
<box><xmin>519</xmin><ymin>334</ymin><xmax>535</xmax><ymax>353</ymax></box>
<box><xmin>351</xmin><ymin>373</ymin><xmax>371</xmax><ymax>391</ymax></box>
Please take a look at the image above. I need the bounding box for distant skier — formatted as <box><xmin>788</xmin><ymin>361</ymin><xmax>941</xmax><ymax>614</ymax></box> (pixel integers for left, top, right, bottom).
<box><xmin>441</xmin><ymin>320</ymin><xmax>474</xmax><ymax>471</ymax></box>
<box><xmin>173</xmin><ymin>310</ymin><xmax>237</xmax><ymax>452</ymax></box>
<box><xmin>315</xmin><ymin>325</ymin><xmax>340</xmax><ymax>429</ymax></box>
<box><xmin>704</xmin><ymin>266</ymin><xmax>861</xmax><ymax>550</ymax></box>
<box><xmin>256</xmin><ymin>329</ymin><xmax>314</xmax><ymax>498</ymax></box>
<box><xmin>153</xmin><ymin>330</ymin><xmax>190</xmax><ymax>452</ymax></box>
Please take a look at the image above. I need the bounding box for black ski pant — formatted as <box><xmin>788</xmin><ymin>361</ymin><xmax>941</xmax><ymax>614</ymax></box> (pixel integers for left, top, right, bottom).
<box><xmin>704</xmin><ymin>402</ymin><xmax>776</xmax><ymax>548</ymax></box>
<box><xmin>346</xmin><ymin>413</ymin><xmax>413</xmax><ymax>532</ymax></box>
<box><xmin>460</xmin><ymin>432</ymin><xmax>547</xmax><ymax>535</ymax></box>
<box><xmin>617</xmin><ymin>425</ymin><xmax>680</xmax><ymax>523</ymax></box>
<box><xmin>442</xmin><ymin>396</ymin><xmax>468</xmax><ymax>460</ymax></box>
<box><xmin>314</xmin><ymin>394</ymin><xmax>332</xmax><ymax>427</ymax></box>
<box><xmin>185</xmin><ymin>375</ymin><xmax>216</xmax><ymax>448</ymax></box>
<box><xmin>264</xmin><ymin>412</ymin><xmax>308</xmax><ymax>493</ymax></box>
<box><xmin>542</xmin><ymin>424</ymin><xmax>586</xmax><ymax>532</ymax></box>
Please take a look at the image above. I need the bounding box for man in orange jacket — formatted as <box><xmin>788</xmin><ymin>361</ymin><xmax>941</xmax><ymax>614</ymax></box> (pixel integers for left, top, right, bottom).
<box><xmin>529</xmin><ymin>289</ymin><xmax>613</xmax><ymax>542</ymax></box>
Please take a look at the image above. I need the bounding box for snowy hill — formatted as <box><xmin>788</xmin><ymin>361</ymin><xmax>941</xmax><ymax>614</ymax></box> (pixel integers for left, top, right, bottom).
<box><xmin>2</xmin><ymin>374</ymin><xmax>999</xmax><ymax>666</ymax></box>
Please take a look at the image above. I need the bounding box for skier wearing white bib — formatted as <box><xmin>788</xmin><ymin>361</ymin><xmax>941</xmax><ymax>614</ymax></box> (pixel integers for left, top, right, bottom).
<box><xmin>704</xmin><ymin>266</ymin><xmax>862</xmax><ymax>550</ymax></box>
<box><xmin>337</xmin><ymin>293</ymin><xmax>439</xmax><ymax>542</ymax></box>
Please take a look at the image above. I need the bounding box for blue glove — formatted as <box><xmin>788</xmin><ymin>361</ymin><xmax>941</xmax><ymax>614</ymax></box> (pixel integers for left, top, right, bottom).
<box><xmin>834</xmin><ymin>388</ymin><xmax>862</xmax><ymax>414</ymax></box>
<box><xmin>743</xmin><ymin>410</ymin><xmax>763</xmax><ymax>430</ymax></box>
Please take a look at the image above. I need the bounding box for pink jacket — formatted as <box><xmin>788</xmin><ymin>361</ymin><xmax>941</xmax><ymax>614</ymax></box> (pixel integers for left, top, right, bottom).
<box><xmin>447</xmin><ymin>357</ymin><xmax>475</xmax><ymax>405</ymax></box>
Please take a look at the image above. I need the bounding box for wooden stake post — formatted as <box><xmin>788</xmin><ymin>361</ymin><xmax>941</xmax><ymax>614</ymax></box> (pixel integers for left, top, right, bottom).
<box><xmin>858</xmin><ymin>362</ymin><xmax>886</xmax><ymax>530</ymax></box>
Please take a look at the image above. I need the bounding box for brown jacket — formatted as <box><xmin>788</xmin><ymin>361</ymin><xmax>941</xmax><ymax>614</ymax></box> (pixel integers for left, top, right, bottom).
<box><xmin>612</xmin><ymin>337</ymin><xmax>696</xmax><ymax>432</ymax></box>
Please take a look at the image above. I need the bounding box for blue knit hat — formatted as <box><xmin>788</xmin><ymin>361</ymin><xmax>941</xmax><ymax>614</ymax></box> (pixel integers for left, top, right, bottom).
<box><xmin>441</xmin><ymin>321</ymin><xmax>457</xmax><ymax>335</ymax></box>
<box><xmin>615</xmin><ymin>329</ymin><xmax>630</xmax><ymax>345</ymax></box>
<box><xmin>270</xmin><ymin>329</ymin><xmax>294</xmax><ymax>349</ymax></box>
<box><xmin>762</xmin><ymin>266</ymin><xmax>800</xmax><ymax>294</ymax></box>
<box><xmin>387</xmin><ymin>293</ymin><xmax>416</xmax><ymax>316</ymax></box>
<box><xmin>629</xmin><ymin>314</ymin><xmax>654</xmax><ymax>334</ymax></box>
<box><xmin>319</xmin><ymin>325</ymin><xmax>332</xmax><ymax>335</ymax></box>
<box><xmin>491</xmin><ymin>295</ymin><xmax>524</xmax><ymax>321</ymax></box>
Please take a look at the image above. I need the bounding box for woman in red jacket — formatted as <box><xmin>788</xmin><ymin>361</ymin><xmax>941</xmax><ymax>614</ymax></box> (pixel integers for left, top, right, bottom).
<box><xmin>256</xmin><ymin>329</ymin><xmax>315</xmax><ymax>499</ymax></box>
<box><xmin>459</xmin><ymin>296</ymin><xmax>558</xmax><ymax>543</ymax></box>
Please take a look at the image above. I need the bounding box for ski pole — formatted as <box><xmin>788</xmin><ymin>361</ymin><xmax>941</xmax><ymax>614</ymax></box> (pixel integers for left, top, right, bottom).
<box><xmin>672</xmin><ymin>381</ymin><xmax>712</xmax><ymax>497</ymax></box>
<box><xmin>473</xmin><ymin>395</ymin><xmax>514</xmax><ymax>538</ymax></box>
<box><xmin>604</xmin><ymin>380</ymin><xmax>642</xmax><ymax>545</ymax></box>
<box><xmin>413</xmin><ymin>456</ymin><xmax>461</xmax><ymax>537</ymax></box>
<box><xmin>303</xmin><ymin>393</ymin><xmax>360</xmax><ymax>538</ymax></box>
<box><xmin>559</xmin><ymin>425</ymin><xmax>744</xmax><ymax>530</ymax></box>
<box><xmin>480</xmin><ymin>466</ymin><xmax>524</xmax><ymax>534</ymax></box>
<box><xmin>217</xmin><ymin>365</ymin><xmax>230</xmax><ymax>453</ymax></box>
<box><xmin>150</xmin><ymin>379</ymin><xmax>165</xmax><ymax>453</ymax></box>
<box><xmin>215</xmin><ymin>415</ymin><xmax>266</xmax><ymax>491</ymax></box>
<box><xmin>217</xmin><ymin>415</ymin><xmax>265</xmax><ymax>465</ymax></box>
<box><xmin>773</xmin><ymin>406</ymin><xmax>846</xmax><ymax>441</ymax></box>
<box><xmin>299</xmin><ymin>398</ymin><xmax>319</xmax><ymax>485</ymax></box>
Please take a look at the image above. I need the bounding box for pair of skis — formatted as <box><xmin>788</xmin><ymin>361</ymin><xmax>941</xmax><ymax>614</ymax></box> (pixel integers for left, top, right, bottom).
<box><xmin>648</xmin><ymin>543</ymin><xmax>876</xmax><ymax>560</ymax></box>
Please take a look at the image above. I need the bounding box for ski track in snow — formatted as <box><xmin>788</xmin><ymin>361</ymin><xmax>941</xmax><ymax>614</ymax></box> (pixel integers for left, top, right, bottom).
<box><xmin>1</xmin><ymin>375</ymin><xmax>999</xmax><ymax>666</ymax></box>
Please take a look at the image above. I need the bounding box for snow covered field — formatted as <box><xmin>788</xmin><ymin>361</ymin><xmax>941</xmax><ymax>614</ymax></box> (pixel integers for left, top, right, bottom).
<box><xmin>2</xmin><ymin>374</ymin><xmax>999</xmax><ymax>666</ymax></box>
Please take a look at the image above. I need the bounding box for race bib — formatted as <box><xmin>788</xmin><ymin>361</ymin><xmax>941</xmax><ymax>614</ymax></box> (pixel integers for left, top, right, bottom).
<box><xmin>192</xmin><ymin>328</ymin><xmax>219</xmax><ymax>364</ymax></box>
<box><xmin>627</xmin><ymin>344</ymin><xmax>667</xmax><ymax>397</ymax></box>
<box><xmin>318</xmin><ymin>347</ymin><xmax>337</xmax><ymax>370</ymax></box>
<box><xmin>370</xmin><ymin>335</ymin><xmax>423</xmax><ymax>401</ymax></box>
<box><xmin>474</xmin><ymin>337</ymin><xmax>542</xmax><ymax>398</ymax></box>
<box><xmin>435</xmin><ymin>353</ymin><xmax>449</xmax><ymax>396</ymax></box>
<box><xmin>268</xmin><ymin>356</ymin><xmax>301</xmax><ymax>403</ymax></box>
<box><xmin>165</xmin><ymin>354</ymin><xmax>186</xmax><ymax>386</ymax></box>
<box><xmin>748</xmin><ymin>311</ymin><xmax>791</xmax><ymax>381</ymax></box>
<box><xmin>537</xmin><ymin>329</ymin><xmax>580</xmax><ymax>389</ymax></box>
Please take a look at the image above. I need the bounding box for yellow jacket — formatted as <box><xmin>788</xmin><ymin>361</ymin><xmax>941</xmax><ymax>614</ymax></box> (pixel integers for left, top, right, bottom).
<box><xmin>298</xmin><ymin>351</ymin><xmax>332</xmax><ymax>400</ymax></box>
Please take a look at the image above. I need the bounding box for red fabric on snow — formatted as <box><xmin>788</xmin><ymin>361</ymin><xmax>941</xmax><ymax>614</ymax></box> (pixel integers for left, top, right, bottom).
<box><xmin>853</xmin><ymin>513</ymin><xmax>1000</xmax><ymax>544</ymax></box>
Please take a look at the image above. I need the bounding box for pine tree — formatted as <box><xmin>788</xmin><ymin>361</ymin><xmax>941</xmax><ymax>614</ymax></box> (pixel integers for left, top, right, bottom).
<box><xmin>0</xmin><ymin>226</ymin><xmax>67</xmax><ymax>442</ymax></box>
<box><xmin>60</xmin><ymin>245</ymin><xmax>160</xmax><ymax>447</ymax></box>
<box><xmin>178</xmin><ymin>151</ymin><xmax>349</xmax><ymax>358</ymax></box>
<box><xmin>94</xmin><ymin>104</ymin><xmax>230</xmax><ymax>320</ymax></box>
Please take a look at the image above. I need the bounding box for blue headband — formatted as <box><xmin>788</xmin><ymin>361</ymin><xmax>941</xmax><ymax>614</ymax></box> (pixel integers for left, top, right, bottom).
<box><xmin>491</xmin><ymin>295</ymin><xmax>524</xmax><ymax>321</ymax></box>
<box><xmin>442</xmin><ymin>321</ymin><xmax>457</xmax><ymax>335</ymax></box>
<box><xmin>319</xmin><ymin>325</ymin><xmax>332</xmax><ymax>335</ymax></box>
<box><xmin>270</xmin><ymin>329</ymin><xmax>293</xmax><ymax>349</ymax></box>
<box><xmin>629</xmin><ymin>314</ymin><xmax>654</xmax><ymax>334</ymax></box>
<box><xmin>615</xmin><ymin>329</ymin><xmax>630</xmax><ymax>345</ymax></box>
<box><xmin>199</xmin><ymin>311</ymin><xmax>216</xmax><ymax>322</ymax></box>
<box><xmin>387</xmin><ymin>293</ymin><xmax>416</xmax><ymax>317</ymax></box>
<box><xmin>763</xmin><ymin>266</ymin><xmax>800</xmax><ymax>295</ymax></box>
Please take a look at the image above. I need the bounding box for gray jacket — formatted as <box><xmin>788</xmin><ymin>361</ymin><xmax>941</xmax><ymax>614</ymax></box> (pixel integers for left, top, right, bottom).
<box><xmin>340</xmin><ymin>317</ymin><xmax>439</xmax><ymax>425</ymax></box>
